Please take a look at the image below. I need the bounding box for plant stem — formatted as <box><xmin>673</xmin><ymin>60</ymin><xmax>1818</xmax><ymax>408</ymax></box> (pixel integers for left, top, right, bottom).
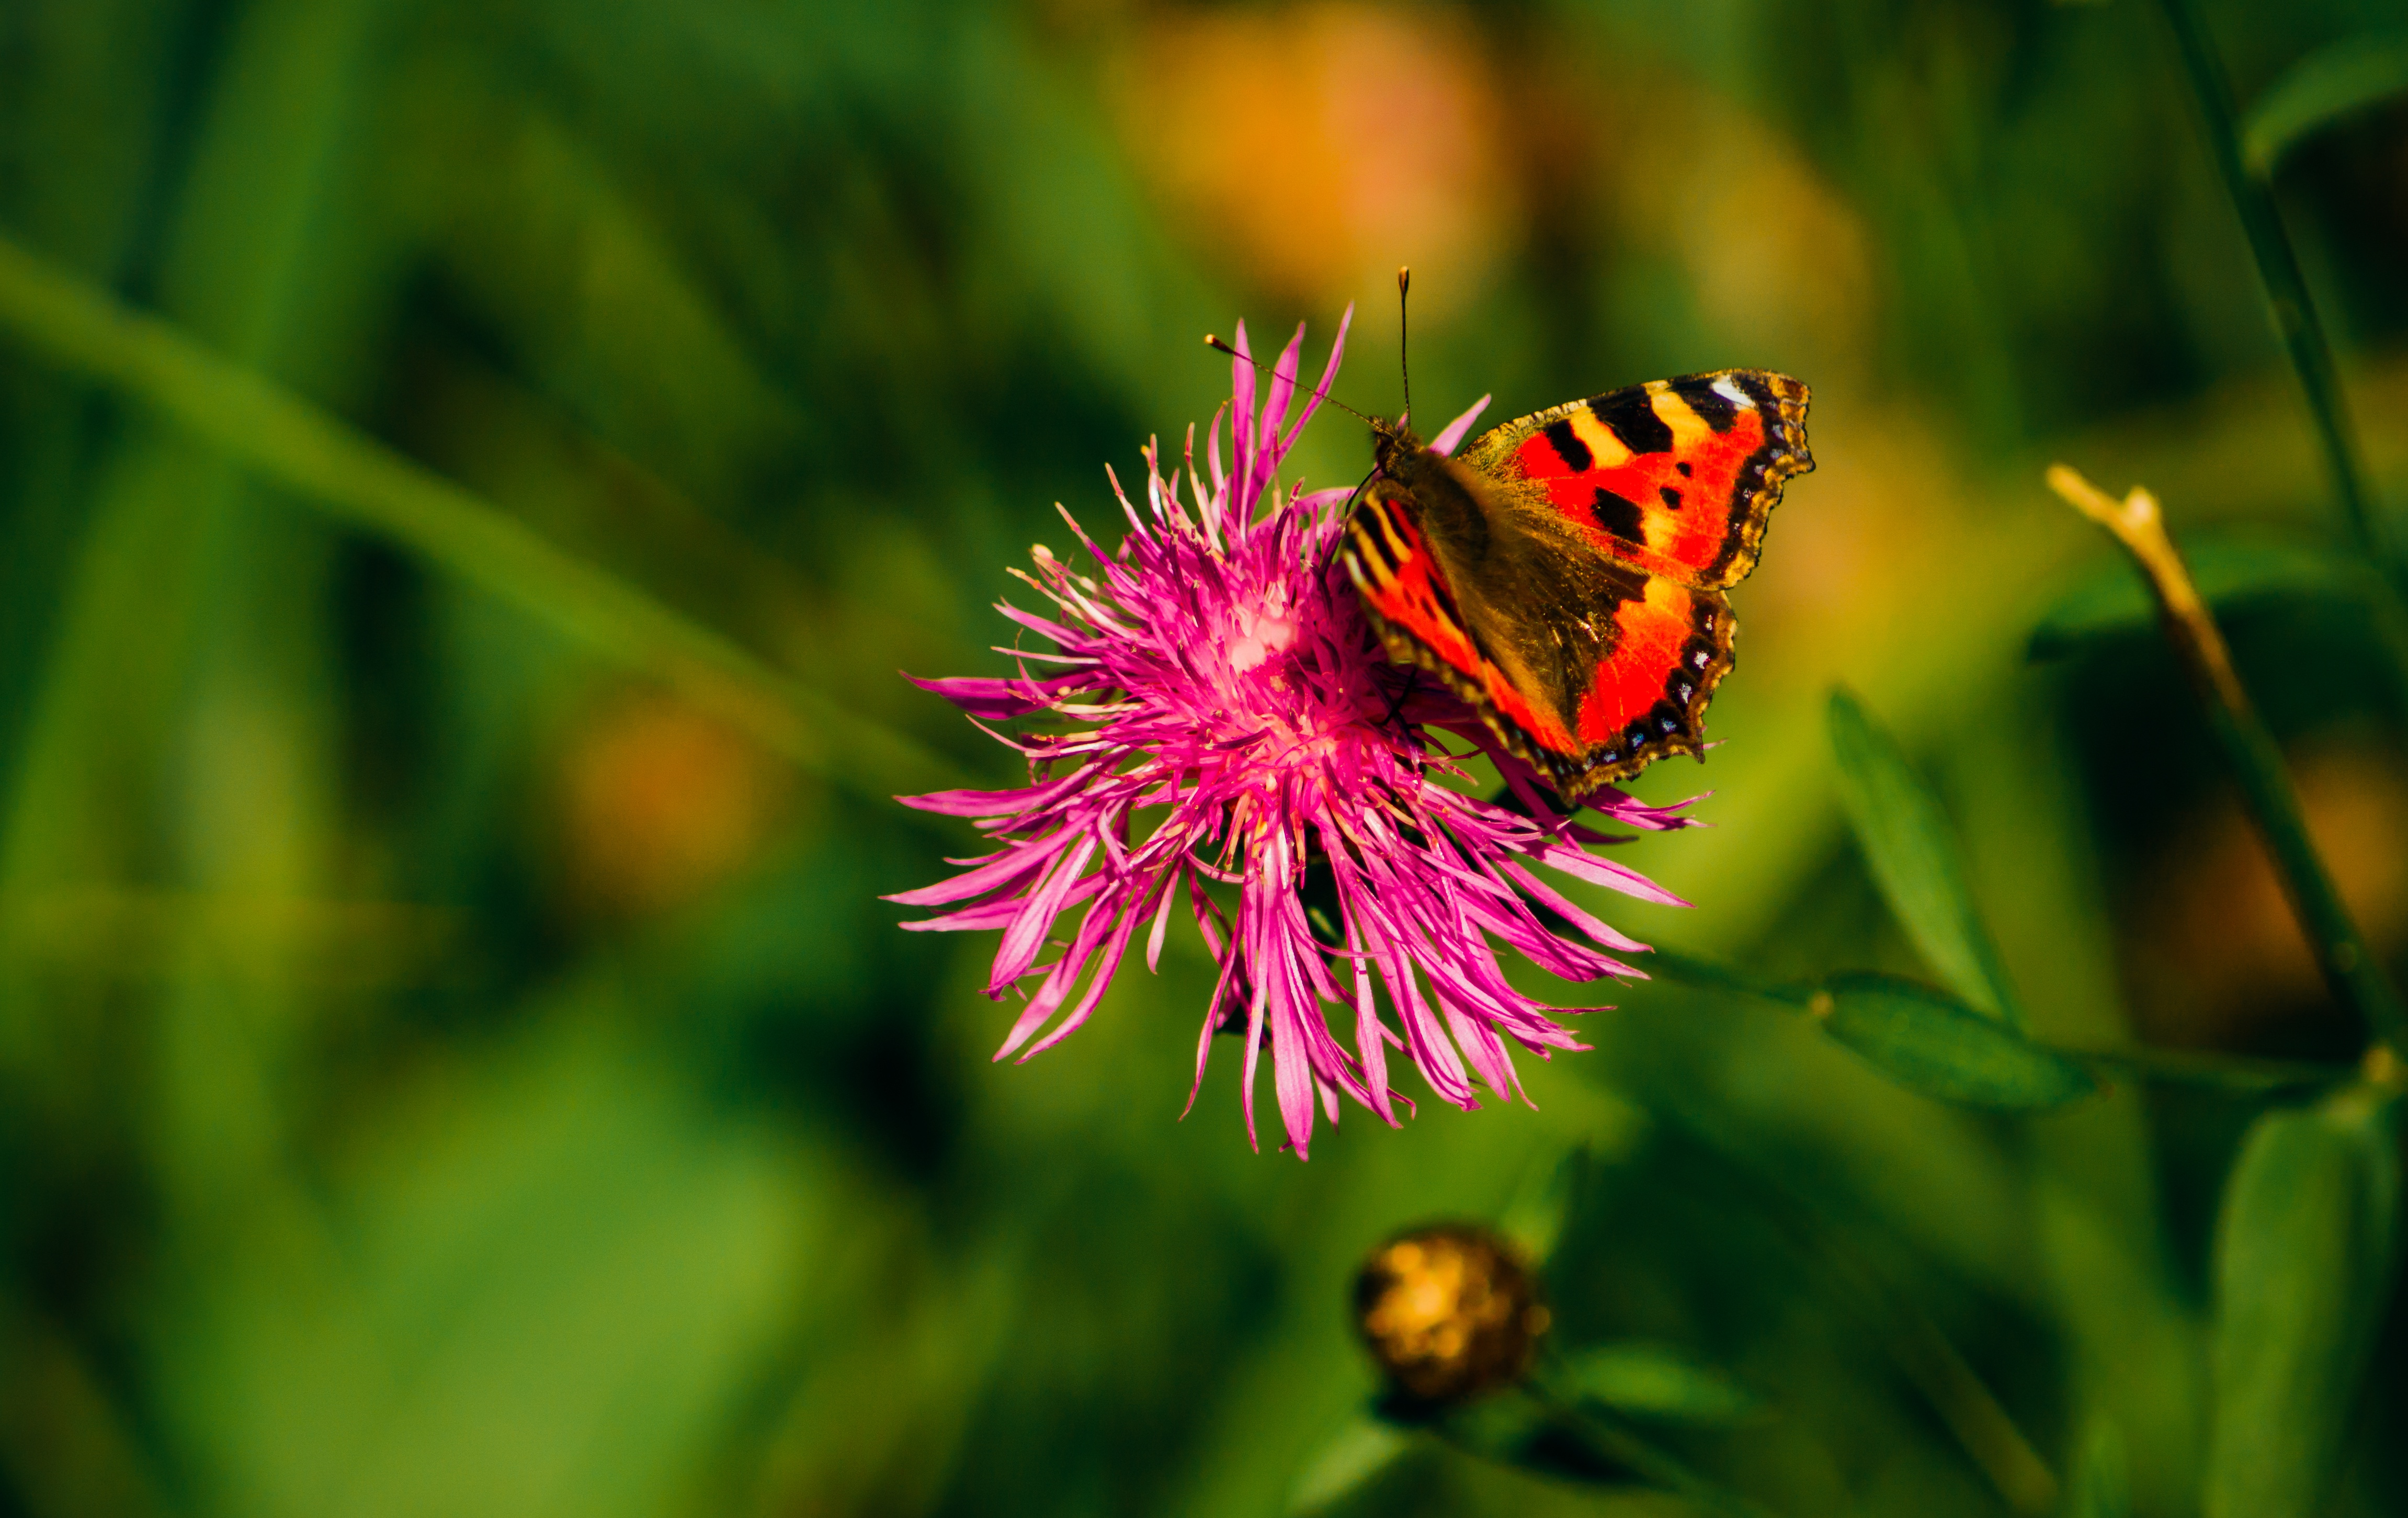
<box><xmin>1642</xmin><ymin>946</ymin><xmax>1813</xmax><ymax>1007</ymax></box>
<box><xmin>2050</xmin><ymin>465</ymin><xmax>2408</xmax><ymax>1059</ymax></box>
<box><xmin>2152</xmin><ymin>0</ymin><xmax>2402</xmax><ymax>605</ymax></box>
<box><xmin>0</xmin><ymin>229</ymin><xmax>966</xmax><ymax>803</ymax></box>
<box><xmin>2066</xmin><ymin>1044</ymin><xmax>2350</xmax><ymax>1093</ymax></box>
<box><xmin>1648</xmin><ymin>943</ymin><xmax>2355</xmax><ymax>1091</ymax></box>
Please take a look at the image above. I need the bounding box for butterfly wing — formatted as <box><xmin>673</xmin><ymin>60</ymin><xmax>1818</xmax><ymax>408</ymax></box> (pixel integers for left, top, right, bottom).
<box><xmin>1343</xmin><ymin>371</ymin><xmax>1810</xmax><ymax>796</ymax></box>
<box><xmin>1456</xmin><ymin>370</ymin><xmax>1811</xmax><ymax>591</ymax></box>
<box><xmin>1343</xmin><ymin>468</ymin><xmax>1733</xmax><ymax>798</ymax></box>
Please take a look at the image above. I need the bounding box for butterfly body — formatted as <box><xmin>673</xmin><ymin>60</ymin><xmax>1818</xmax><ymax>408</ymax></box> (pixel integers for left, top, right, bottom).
<box><xmin>1343</xmin><ymin>371</ymin><xmax>1812</xmax><ymax>799</ymax></box>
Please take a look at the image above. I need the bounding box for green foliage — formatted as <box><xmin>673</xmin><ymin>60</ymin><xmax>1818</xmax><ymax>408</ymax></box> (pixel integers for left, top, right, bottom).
<box><xmin>1555</xmin><ymin>1343</ymin><xmax>1762</xmax><ymax>1426</ymax></box>
<box><xmin>1288</xmin><ymin>1419</ymin><xmax>1410</xmax><ymax>1514</ymax></box>
<box><xmin>156</xmin><ymin>1025</ymin><xmax>833</xmax><ymax>1518</ymax></box>
<box><xmin>2028</xmin><ymin>531</ymin><xmax>2372</xmax><ymax>659</ymax></box>
<box><xmin>1827</xmin><ymin>689</ymin><xmax>2024</xmax><ymax>1024</ymax></box>
<box><xmin>1811</xmin><ymin>972</ymin><xmax>2098</xmax><ymax>1111</ymax></box>
<box><xmin>0</xmin><ymin>0</ymin><xmax>2402</xmax><ymax>1514</ymax></box>
<box><xmin>0</xmin><ymin>233</ymin><xmax>955</xmax><ymax>800</ymax></box>
<box><xmin>2242</xmin><ymin>31</ymin><xmax>2408</xmax><ymax>178</ymax></box>
<box><xmin>2067</xmin><ymin>1420</ymin><xmax>2134</xmax><ymax>1518</ymax></box>
<box><xmin>2205</xmin><ymin>1082</ymin><xmax>2402</xmax><ymax>1518</ymax></box>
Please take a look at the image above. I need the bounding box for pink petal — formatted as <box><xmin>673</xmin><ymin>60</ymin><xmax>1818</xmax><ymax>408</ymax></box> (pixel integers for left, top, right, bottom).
<box><xmin>1428</xmin><ymin>395</ymin><xmax>1492</xmax><ymax>456</ymax></box>
<box><xmin>1280</xmin><ymin>305</ymin><xmax>1352</xmax><ymax>452</ymax></box>
<box><xmin>989</xmin><ymin>834</ymin><xmax>1100</xmax><ymax>990</ymax></box>
<box><xmin>903</xmin><ymin>672</ymin><xmax>1086</xmax><ymax>720</ymax></box>
<box><xmin>882</xmin><ymin>825</ymin><xmax>1078</xmax><ymax>908</ymax></box>
<box><xmin>1499</xmin><ymin>860</ymin><xmax>1654</xmax><ymax>955</ymax></box>
<box><xmin>1535</xmin><ymin>839</ymin><xmax>1693</xmax><ymax>905</ymax></box>
<box><xmin>1260</xmin><ymin>323</ymin><xmax>1304</xmax><ymax>463</ymax></box>
<box><xmin>898</xmin><ymin>761</ymin><xmax>1103</xmax><ymax>819</ymax></box>
<box><xmin>1228</xmin><ymin>320</ymin><xmax>1258</xmax><ymax>514</ymax></box>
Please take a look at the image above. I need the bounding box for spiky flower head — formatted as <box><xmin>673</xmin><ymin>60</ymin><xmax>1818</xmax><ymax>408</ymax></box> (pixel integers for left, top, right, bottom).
<box><xmin>891</xmin><ymin>316</ymin><xmax>1694</xmax><ymax>1158</ymax></box>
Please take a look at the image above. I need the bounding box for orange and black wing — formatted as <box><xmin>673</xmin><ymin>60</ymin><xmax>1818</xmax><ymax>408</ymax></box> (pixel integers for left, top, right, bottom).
<box><xmin>1457</xmin><ymin>370</ymin><xmax>1811</xmax><ymax>591</ymax></box>
<box><xmin>1341</xmin><ymin>475</ymin><xmax>1734</xmax><ymax>797</ymax></box>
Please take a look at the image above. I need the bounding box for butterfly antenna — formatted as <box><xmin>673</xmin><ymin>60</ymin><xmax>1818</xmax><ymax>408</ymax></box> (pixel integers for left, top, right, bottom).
<box><xmin>1202</xmin><ymin>335</ymin><xmax>1379</xmax><ymax>428</ymax></box>
<box><xmin>1396</xmin><ymin>266</ymin><xmax>1412</xmax><ymax>429</ymax></box>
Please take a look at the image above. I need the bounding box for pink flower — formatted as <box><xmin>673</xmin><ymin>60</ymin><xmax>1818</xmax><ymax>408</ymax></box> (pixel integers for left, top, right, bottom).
<box><xmin>890</xmin><ymin>316</ymin><xmax>1694</xmax><ymax>1158</ymax></box>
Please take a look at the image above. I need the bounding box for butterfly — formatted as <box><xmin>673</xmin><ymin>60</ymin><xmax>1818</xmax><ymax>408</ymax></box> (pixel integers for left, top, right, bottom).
<box><xmin>1342</xmin><ymin>371</ymin><xmax>1812</xmax><ymax>799</ymax></box>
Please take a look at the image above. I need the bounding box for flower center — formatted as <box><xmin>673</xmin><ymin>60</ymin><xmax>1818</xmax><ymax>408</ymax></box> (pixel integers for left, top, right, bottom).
<box><xmin>1225</xmin><ymin>602</ymin><xmax>1301</xmax><ymax>675</ymax></box>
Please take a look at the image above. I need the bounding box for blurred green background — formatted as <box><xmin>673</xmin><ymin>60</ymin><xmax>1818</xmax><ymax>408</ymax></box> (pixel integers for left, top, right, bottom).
<box><xmin>1</xmin><ymin>0</ymin><xmax>2404</xmax><ymax>1514</ymax></box>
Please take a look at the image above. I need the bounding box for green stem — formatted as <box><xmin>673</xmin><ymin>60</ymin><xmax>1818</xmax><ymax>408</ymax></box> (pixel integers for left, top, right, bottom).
<box><xmin>2153</xmin><ymin>0</ymin><xmax>2403</xmax><ymax>605</ymax></box>
<box><xmin>2062</xmin><ymin>1043</ymin><xmax>2350</xmax><ymax>1093</ymax></box>
<box><xmin>0</xmin><ymin>229</ymin><xmax>966</xmax><ymax>802</ymax></box>
<box><xmin>1642</xmin><ymin>946</ymin><xmax>1813</xmax><ymax>1008</ymax></box>
<box><xmin>2051</xmin><ymin>467</ymin><xmax>2408</xmax><ymax>1059</ymax></box>
<box><xmin>2201</xmin><ymin>698</ymin><xmax>2408</xmax><ymax>1052</ymax></box>
<box><xmin>1647</xmin><ymin>943</ymin><xmax>2356</xmax><ymax>1092</ymax></box>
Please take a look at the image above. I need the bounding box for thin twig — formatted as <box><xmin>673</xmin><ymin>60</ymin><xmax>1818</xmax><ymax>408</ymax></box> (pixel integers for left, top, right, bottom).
<box><xmin>2048</xmin><ymin>465</ymin><xmax>2408</xmax><ymax>1058</ymax></box>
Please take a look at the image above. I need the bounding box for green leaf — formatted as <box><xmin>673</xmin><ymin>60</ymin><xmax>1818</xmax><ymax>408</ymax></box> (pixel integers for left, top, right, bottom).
<box><xmin>2241</xmin><ymin>32</ymin><xmax>2408</xmax><ymax>179</ymax></box>
<box><xmin>2203</xmin><ymin>1083</ymin><xmax>2402</xmax><ymax>1518</ymax></box>
<box><xmin>1288</xmin><ymin>1418</ymin><xmax>1409</xmax><ymax>1513</ymax></box>
<box><xmin>1558</xmin><ymin>1344</ymin><xmax>1762</xmax><ymax>1426</ymax></box>
<box><xmin>2028</xmin><ymin>532</ymin><xmax>2367</xmax><ymax>659</ymax></box>
<box><xmin>1812</xmin><ymin>973</ymin><xmax>2097</xmax><ymax>1111</ymax></box>
<box><xmin>1826</xmin><ymin>689</ymin><xmax>2023</xmax><ymax>1023</ymax></box>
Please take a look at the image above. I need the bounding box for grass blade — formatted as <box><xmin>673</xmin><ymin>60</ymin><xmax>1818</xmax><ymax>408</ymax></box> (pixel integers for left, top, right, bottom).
<box><xmin>0</xmin><ymin>230</ymin><xmax>966</xmax><ymax>802</ymax></box>
<box><xmin>2152</xmin><ymin>0</ymin><xmax>2403</xmax><ymax>607</ymax></box>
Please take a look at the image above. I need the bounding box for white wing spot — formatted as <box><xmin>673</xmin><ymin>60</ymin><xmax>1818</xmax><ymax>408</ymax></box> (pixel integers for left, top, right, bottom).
<box><xmin>1712</xmin><ymin>377</ymin><xmax>1748</xmax><ymax>406</ymax></box>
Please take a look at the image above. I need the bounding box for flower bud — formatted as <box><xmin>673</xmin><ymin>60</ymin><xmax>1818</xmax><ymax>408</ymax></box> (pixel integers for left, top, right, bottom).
<box><xmin>1354</xmin><ymin>1225</ymin><xmax>1549</xmax><ymax>1406</ymax></box>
